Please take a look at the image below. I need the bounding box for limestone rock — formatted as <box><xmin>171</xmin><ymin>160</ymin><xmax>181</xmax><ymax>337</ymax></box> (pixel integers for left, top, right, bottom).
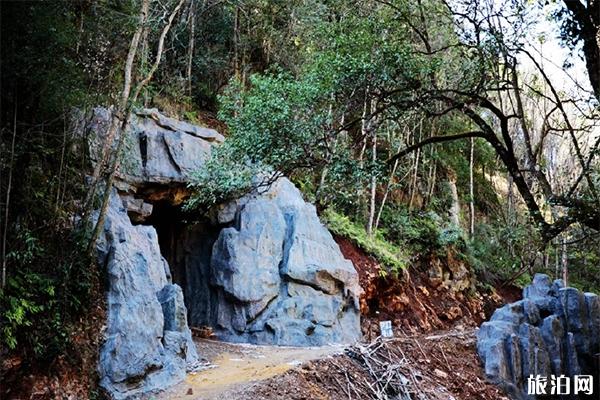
<box><xmin>477</xmin><ymin>274</ymin><xmax>600</xmax><ymax>399</ymax></box>
<box><xmin>136</xmin><ymin>108</ymin><xmax>224</xmax><ymax>143</ymax></box>
<box><xmin>84</xmin><ymin>107</ymin><xmax>218</xmax><ymax>187</ymax></box>
<box><xmin>96</xmin><ymin>192</ymin><xmax>198</xmax><ymax>399</ymax></box>
<box><xmin>210</xmin><ymin>199</ymin><xmax>285</xmax><ymax>328</ymax></box>
<box><xmin>86</xmin><ymin>109</ymin><xmax>362</xmax><ymax>398</ymax></box>
<box><xmin>120</xmin><ymin>194</ymin><xmax>153</xmax><ymax>223</ymax></box>
<box><xmin>208</xmin><ymin>178</ymin><xmax>362</xmax><ymax>346</ymax></box>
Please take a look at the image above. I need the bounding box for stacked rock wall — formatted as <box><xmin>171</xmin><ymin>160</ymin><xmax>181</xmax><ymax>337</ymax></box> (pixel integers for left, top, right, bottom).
<box><xmin>477</xmin><ymin>274</ymin><xmax>599</xmax><ymax>399</ymax></box>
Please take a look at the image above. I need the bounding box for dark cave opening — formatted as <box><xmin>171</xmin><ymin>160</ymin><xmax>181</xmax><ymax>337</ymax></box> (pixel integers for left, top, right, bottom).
<box><xmin>143</xmin><ymin>201</ymin><xmax>187</xmax><ymax>285</ymax></box>
<box><xmin>140</xmin><ymin>199</ymin><xmax>222</xmax><ymax>329</ymax></box>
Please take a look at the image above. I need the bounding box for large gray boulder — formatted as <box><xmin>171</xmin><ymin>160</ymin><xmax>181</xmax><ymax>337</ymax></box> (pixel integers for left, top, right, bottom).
<box><xmin>85</xmin><ymin>107</ymin><xmax>223</xmax><ymax>189</ymax></box>
<box><xmin>206</xmin><ymin>178</ymin><xmax>362</xmax><ymax>346</ymax></box>
<box><xmin>96</xmin><ymin>192</ymin><xmax>199</xmax><ymax>399</ymax></box>
<box><xmin>477</xmin><ymin>274</ymin><xmax>599</xmax><ymax>399</ymax></box>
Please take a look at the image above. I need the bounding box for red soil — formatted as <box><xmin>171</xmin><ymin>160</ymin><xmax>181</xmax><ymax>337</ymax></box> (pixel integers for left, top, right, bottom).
<box><xmin>334</xmin><ymin>235</ymin><xmax>516</xmax><ymax>337</ymax></box>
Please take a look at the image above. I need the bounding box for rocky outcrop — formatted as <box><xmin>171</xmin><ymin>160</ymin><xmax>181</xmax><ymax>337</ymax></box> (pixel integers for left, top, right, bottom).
<box><xmin>85</xmin><ymin>108</ymin><xmax>362</xmax><ymax>397</ymax></box>
<box><xmin>477</xmin><ymin>274</ymin><xmax>599</xmax><ymax>399</ymax></box>
<box><xmin>95</xmin><ymin>192</ymin><xmax>199</xmax><ymax>399</ymax></box>
<box><xmin>205</xmin><ymin>178</ymin><xmax>362</xmax><ymax>345</ymax></box>
<box><xmin>86</xmin><ymin>107</ymin><xmax>223</xmax><ymax>186</ymax></box>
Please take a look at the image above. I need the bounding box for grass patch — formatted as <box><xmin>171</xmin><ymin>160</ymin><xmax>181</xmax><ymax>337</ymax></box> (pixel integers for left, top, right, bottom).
<box><xmin>322</xmin><ymin>209</ymin><xmax>408</xmax><ymax>274</ymax></box>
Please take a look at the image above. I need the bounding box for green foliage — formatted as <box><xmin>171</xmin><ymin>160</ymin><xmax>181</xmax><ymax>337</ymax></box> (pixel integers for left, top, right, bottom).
<box><xmin>184</xmin><ymin>146</ymin><xmax>264</xmax><ymax>211</ymax></box>
<box><xmin>322</xmin><ymin>209</ymin><xmax>407</xmax><ymax>274</ymax></box>
<box><xmin>1</xmin><ymin>272</ymin><xmax>51</xmax><ymax>353</ymax></box>
<box><xmin>0</xmin><ymin>226</ymin><xmax>95</xmax><ymax>359</ymax></box>
<box><xmin>468</xmin><ymin>220</ymin><xmax>535</xmax><ymax>285</ymax></box>
<box><xmin>547</xmin><ymin>232</ymin><xmax>600</xmax><ymax>293</ymax></box>
<box><xmin>218</xmin><ymin>72</ymin><xmax>330</xmax><ymax>174</ymax></box>
<box><xmin>379</xmin><ymin>205</ymin><xmax>467</xmax><ymax>256</ymax></box>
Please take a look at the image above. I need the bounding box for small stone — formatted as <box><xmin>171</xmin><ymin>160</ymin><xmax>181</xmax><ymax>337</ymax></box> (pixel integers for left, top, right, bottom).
<box><xmin>433</xmin><ymin>369</ymin><xmax>448</xmax><ymax>379</ymax></box>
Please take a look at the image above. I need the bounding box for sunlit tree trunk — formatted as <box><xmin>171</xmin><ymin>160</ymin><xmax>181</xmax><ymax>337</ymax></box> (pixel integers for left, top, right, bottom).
<box><xmin>87</xmin><ymin>0</ymin><xmax>186</xmax><ymax>256</ymax></box>
<box><xmin>506</xmin><ymin>173</ymin><xmax>514</xmax><ymax>256</ymax></box>
<box><xmin>366</xmin><ymin>123</ymin><xmax>377</xmax><ymax>237</ymax></box>
<box><xmin>561</xmin><ymin>236</ymin><xmax>568</xmax><ymax>286</ymax></box>
<box><xmin>82</xmin><ymin>0</ymin><xmax>149</xmax><ymax>219</ymax></box>
<box><xmin>316</xmin><ymin>104</ymin><xmax>338</xmax><ymax>206</ymax></box>
<box><xmin>448</xmin><ymin>171</ymin><xmax>460</xmax><ymax>227</ymax></box>
<box><xmin>408</xmin><ymin>148</ymin><xmax>420</xmax><ymax>212</ymax></box>
<box><xmin>374</xmin><ymin>139</ymin><xmax>403</xmax><ymax>231</ymax></box>
<box><xmin>469</xmin><ymin>136</ymin><xmax>475</xmax><ymax>238</ymax></box>
<box><xmin>186</xmin><ymin>0</ymin><xmax>196</xmax><ymax>97</ymax></box>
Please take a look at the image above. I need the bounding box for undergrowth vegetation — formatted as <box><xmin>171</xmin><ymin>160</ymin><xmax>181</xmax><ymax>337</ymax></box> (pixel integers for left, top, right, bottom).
<box><xmin>0</xmin><ymin>226</ymin><xmax>97</xmax><ymax>361</ymax></box>
<box><xmin>323</xmin><ymin>209</ymin><xmax>408</xmax><ymax>274</ymax></box>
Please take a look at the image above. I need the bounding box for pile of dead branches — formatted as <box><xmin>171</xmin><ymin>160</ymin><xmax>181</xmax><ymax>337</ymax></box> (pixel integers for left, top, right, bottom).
<box><xmin>344</xmin><ymin>337</ymin><xmax>413</xmax><ymax>400</ymax></box>
<box><xmin>323</xmin><ymin>335</ymin><xmax>463</xmax><ymax>400</ymax></box>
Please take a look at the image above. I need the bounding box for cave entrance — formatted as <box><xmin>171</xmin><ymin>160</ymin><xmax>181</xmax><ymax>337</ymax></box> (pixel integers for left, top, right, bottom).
<box><xmin>141</xmin><ymin>199</ymin><xmax>221</xmax><ymax>329</ymax></box>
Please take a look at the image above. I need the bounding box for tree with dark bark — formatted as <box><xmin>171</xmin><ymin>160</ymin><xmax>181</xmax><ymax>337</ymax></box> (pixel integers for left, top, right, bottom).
<box><xmin>554</xmin><ymin>0</ymin><xmax>600</xmax><ymax>102</ymax></box>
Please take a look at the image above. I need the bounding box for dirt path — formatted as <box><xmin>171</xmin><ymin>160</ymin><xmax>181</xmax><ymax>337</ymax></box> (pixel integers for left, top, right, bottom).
<box><xmin>154</xmin><ymin>339</ymin><xmax>345</xmax><ymax>400</ymax></box>
<box><xmin>154</xmin><ymin>328</ymin><xmax>510</xmax><ymax>400</ymax></box>
<box><xmin>231</xmin><ymin>328</ymin><xmax>510</xmax><ymax>400</ymax></box>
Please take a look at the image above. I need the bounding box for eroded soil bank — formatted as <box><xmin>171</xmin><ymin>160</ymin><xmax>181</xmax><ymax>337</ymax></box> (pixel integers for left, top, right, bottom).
<box><xmin>155</xmin><ymin>231</ymin><xmax>521</xmax><ymax>400</ymax></box>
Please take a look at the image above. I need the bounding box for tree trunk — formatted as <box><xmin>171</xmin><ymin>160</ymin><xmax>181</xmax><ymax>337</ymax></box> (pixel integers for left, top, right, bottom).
<box><xmin>427</xmin><ymin>155</ymin><xmax>437</xmax><ymax>204</ymax></box>
<box><xmin>424</xmin><ymin>146</ymin><xmax>436</xmax><ymax>207</ymax></box>
<box><xmin>366</xmin><ymin>125</ymin><xmax>377</xmax><ymax>237</ymax></box>
<box><xmin>507</xmin><ymin>172</ymin><xmax>514</xmax><ymax>256</ymax></box>
<box><xmin>1</xmin><ymin>103</ymin><xmax>17</xmax><ymax>288</ymax></box>
<box><xmin>561</xmin><ymin>236</ymin><xmax>568</xmax><ymax>286</ymax></box>
<box><xmin>233</xmin><ymin>6</ymin><xmax>240</xmax><ymax>80</ymax></box>
<box><xmin>374</xmin><ymin>141</ymin><xmax>403</xmax><ymax>231</ymax></box>
<box><xmin>554</xmin><ymin>240</ymin><xmax>560</xmax><ymax>280</ymax></box>
<box><xmin>408</xmin><ymin>119</ymin><xmax>423</xmax><ymax>211</ymax></box>
<box><xmin>408</xmin><ymin>147</ymin><xmax>420</xmax><ymax>211</ymax></box>
<box><xmin>140</xmin><ymin>24</ymin><xmax>150</xmax><ymax>107</ymax></box>
<box><xmin>186</xmin><ymin>0</ymin><xmax>196</xmax><ymax>96</ymax></box>
<box><xmin>357</xmin><ymin>90</ymin><xmax>370</xmax><ymax>220</ymax></box>
<box><xmin>358</xmin><ymin>90</ymin><xmax>369</xmax><ymax>166</ymax></box>
<box><xmin>82</xmin><ymin>0</ymin><xmax>149</xmax><ymax>218</ymax></box>
<box><xmin>469</xmin><ymin>136</ymin><xmax>475</xmax><ymax>238</ymax></box>
<box><xmin>87</xmin><ymin>0</ymin><xmax>185</xmax><ymax>256</ymax></box>
<box><xmin>55</xmin><ymin>115</ymin><xmax>68</xmax><ymax>212</ymax></box>
<box><xmin>448</xmin><ymin>171</ymin><xmax>460</xmax><ymax>228</ymax></box>
<box><xmin>316</xmin><ymin>105</ymin><xmax>338</xmax><ymax>206</ymax></box>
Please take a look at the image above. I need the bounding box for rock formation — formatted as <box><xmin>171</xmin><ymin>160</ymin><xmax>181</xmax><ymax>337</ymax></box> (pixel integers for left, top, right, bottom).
<box><xmin>84</xmin><ymin>107</ymin><xmax>362</xmax><ymax>398</ymax></box>
<box><xmin>95</xmin><ymin>192</ymin><xmax>199</xmax><ymax>399</ymax></box>
<box><xmin>477</xmin><ymin>274</ymin><xmax>599</xmax><ymax>399</ymax></box>
<box><xmin>206</xmin><ymin>178</ymin><xmax>362</xmax><ymax>345</ymax></box>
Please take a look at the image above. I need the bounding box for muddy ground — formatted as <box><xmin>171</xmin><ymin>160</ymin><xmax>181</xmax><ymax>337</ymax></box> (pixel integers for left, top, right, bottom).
<box><xmin>154</xmin><ymin>339</ymin><xmax>344</xmax><ymax>400</ymax></box>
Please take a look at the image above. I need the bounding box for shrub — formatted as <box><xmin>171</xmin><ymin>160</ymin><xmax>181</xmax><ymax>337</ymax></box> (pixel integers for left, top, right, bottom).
<box><xmin>0</xmin><ymin>226</ymin><xmax>95</xmax><ymax>361</ymax></box>
<box><xmin>322</xmin><ymin>209</ymin><xmax>407</xmax><ymax>274</ymax></box>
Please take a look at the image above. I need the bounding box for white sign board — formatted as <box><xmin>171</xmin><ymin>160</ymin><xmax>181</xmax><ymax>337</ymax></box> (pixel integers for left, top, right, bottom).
<box><xmin>379</xmin><ymin>320</ymin><xmax>393</xmax><ymax>337</ymax></box>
